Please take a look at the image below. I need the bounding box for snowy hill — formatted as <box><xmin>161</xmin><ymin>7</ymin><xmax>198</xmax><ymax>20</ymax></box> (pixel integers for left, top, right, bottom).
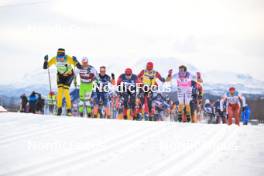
<box><xmin>0</xmin><ymin>112</ymin><xmax>263</xmax><ymax>176</ymax></box>
<box><xmin>204</xmin><ymin>71</ymin><xmax>264</xmax><ymax>95</ymax></box>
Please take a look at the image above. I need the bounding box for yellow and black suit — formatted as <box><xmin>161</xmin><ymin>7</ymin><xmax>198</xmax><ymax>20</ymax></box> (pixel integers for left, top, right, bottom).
<box><xmin>43</xmin><ymin>51</ymin><xmax>81</xmax><ymax>113</ymax></box>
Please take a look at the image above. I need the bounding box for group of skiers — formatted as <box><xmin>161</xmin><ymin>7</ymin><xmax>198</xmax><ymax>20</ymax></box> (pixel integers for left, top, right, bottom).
<box><xmin>20</xmin><ymin>91</ymin><xmax>45</xmax><ymax>114</ymax></box>
<box><xmin>39</xmin><ymin>48</ymin><xmax>250</xmax><ymax>126</ymax></box>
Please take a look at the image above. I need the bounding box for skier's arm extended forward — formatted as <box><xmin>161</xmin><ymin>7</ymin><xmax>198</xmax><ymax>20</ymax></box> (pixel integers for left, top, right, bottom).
<box><xmin>155</xmin><ymin>72</ymin><xmax>166</xmax><ymax>82</ymax></box>
<box><xmin>43</xmin><ymin>56</ymin><xmax>56</xmax><ymax>69</ymax></box>
<box><xmin>71</xmin><ymin>56</ymin><xmax>82</xmax><ymax>69</ymax></box>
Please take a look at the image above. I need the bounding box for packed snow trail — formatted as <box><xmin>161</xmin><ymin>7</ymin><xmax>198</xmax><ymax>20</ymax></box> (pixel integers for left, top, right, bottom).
<box><xmin>0</xmin><ymin>113</ymin><xmax>263</xmax><ymax>176</ymax></box>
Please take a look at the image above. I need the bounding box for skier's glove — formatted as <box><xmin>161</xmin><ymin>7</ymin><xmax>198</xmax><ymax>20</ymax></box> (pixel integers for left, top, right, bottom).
<box><xmin>73</xmin><ymin>56</ymin><xmax>82</xmax><ymax>69</ymax></box>
<box><xmin>44</xmin><ymin>55</ymin><xmax>48</xmax><ymax>61</ymax></box>
<box><xmin>43</xmin><ymin>55</ymin><xmax>48</xmax><ymax>69</ymax></box>
<box><xmin>160</xmin><ymin>78</ymin><xmax>165</xmax><ymax>83</ymax></box>
<box><xmin>111</xmin><ymin>73</ymin><xmax>115</xmax><ymax>80</ymax></box>
<box><xmin>72</xmin><ymin>56</ymin><xmax>78</xmax><ymax>62</ymax></box>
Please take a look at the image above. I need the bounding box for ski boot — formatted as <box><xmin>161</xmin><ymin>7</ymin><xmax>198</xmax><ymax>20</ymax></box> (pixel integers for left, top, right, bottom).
<box><xmin>79</xmin><ymin>112</ymin><xmax>84</xmax><ymax>117</ymax></box>
<box><xmin>66</xmin><ymin>109</ymin><xmax>72</xmax><ymax>116</ymax></box>
<box><xmin>144</xmin><ymin>114</ymin><xmax>149</xmax><ymax>121</ymax></box>
<box><xmin>87</xmin><ymin>113</ymin><xmax>92</xmax><ymax>118</ymax></box>
<box><xmin>93</xmin><ymin>113</ymin><xmax>98</xmax><ymax>118</ymax></box>
<box><xmin>87</xmin><ymin>106</ymin><xmax>92</xmax><ymax>118</ymax></box>
<box><xmin>57</xmin><ymin>108</ymin><xmax>62</xmax><ymax>116</ymax></box>
<box><xmin>178</xmin><ymin>113</ymin><xmax>182</xmax><ymax>122</ymax></box>
<box><xmin>186</xmin><ymin>114</ymin><xmax>191</xmax><ymax>122</ymax></box>
<box><xmin>137</xmin><ymin>113</ymin><xmax>143</xmax><ymax>121</ymax></box>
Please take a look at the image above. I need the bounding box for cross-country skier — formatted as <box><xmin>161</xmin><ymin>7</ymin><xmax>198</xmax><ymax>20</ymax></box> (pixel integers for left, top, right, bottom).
<box><xmin>195</xmin><ymin>72</ymin><xmax>204</xmax><ymax>121</ymax></box>
<box><xmin>75</xmin><ymin>57</ymin><xmax>98</xmax><ymax>117</ymax></box>
<box><xmin>214</xmin><ymin>99</ymin><xmax>227</xmax><ymax>124</ymax></box>
<box><xmin>36</xmin><ymin>93</ymin><xmax>45</xmax><ymax>114</ymax></box>
<box><xmin>204</xmin><ymin>99</ymin><xmax>215</xmax><ymax>123</ymax></box>
<box><xmin>137</xmin><ymin>61</ymin><xmax>169</xmax><ymax>121</ymax></box>
<box><xmin>43</xmin><ymin>48</ymin><xmax>81</xmax><ymax>116</ymax></box>
<box><xmin>28</xmin><ymin>91</ymin><xmax>40</xmax><ymax>114</ymax></box>
<box><xmin>117</xmin><ymin>68</ymin><xmax>139</xmax><ymax>120</ymax></box>
<box><xmin>151</xmin><ymin>93</ymin><xmax>170</xmax><ymax>121</ymax></box>
<box><xmin>167</xmin><ymin>65</ymin><xmax>193</xmax><ymax>122</ymax></box>
<box><xmin>93</xmin><ymin>66</ymin><xmax>115</xmax><ymax>118</ymax></box>
<box><xmin>220</xmin><ymin>87</ymin><xmax>246</xmax><ymax>126</ymax></box>
<box><xmin>241</xmin><ymin>104</ymin><xmax>251</xmax><ymax>125</ymax></box>
<box><xmin>20</xmin><ymin>94</ymin><xmax>28</xmax><ymax>113</ymax></box>
<box><xmin>190</xmin><ymin>80</ymin><xmax>203</xmax><ymax>123</ymax></box>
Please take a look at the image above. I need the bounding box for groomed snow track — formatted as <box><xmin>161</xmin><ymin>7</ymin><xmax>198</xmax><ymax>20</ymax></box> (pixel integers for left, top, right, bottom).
<box><xmin>0</xmin><ymin>112</ymin><xmax>263</xmax><ymax>176</ymax></box>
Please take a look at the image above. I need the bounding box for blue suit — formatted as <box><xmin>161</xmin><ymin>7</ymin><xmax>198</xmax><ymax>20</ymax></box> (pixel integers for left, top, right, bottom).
<box><xmin>241</xmin><ymin>105</ymin><xmax>251</xmax><ymax>125</ymax></box>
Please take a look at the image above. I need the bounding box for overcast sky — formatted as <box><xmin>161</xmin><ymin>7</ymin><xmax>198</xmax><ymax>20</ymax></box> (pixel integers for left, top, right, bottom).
<box><xmin>0</xmin><ymin>0</ymin><xmax>263</xmax><ymax>84</ymax></box>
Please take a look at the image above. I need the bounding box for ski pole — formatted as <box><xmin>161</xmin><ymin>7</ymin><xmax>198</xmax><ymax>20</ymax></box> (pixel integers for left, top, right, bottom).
<box><xmin>44</xmin><ymin>54</ymin><xmax>52</xmax><ymax>94</ymax></box>
<box><xmin>48</xmin><ymin>67</ymin><xmax>52</xmax><ymax>93</ymax></box>
<box><xmin>47</xmin><ymin>60</ymin><xmax>55</xmax><ymax>114</ymax></box>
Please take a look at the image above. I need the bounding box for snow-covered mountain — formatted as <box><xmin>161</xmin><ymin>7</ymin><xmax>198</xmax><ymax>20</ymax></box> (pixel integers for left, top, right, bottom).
<box><xmin>0</xmin><ymin>68</ymin><xmax>58</xmax><ymax>97</ymax></box>
<box><xmin>0</xmin><ymin>57</ymin><xmax>264</xmax><ymax>97</ymax></box>
<box><xmin>204</xmin><ymin>71</ymin><xmax>264</xmax><ymax>95</ymax></box>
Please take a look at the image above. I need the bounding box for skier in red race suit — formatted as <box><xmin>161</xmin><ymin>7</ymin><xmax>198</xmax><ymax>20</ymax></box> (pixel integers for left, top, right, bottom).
<box><xmin>220</xmin><ymin>87</ymin><xmax>246</xmax><ymax>126</ymax></box>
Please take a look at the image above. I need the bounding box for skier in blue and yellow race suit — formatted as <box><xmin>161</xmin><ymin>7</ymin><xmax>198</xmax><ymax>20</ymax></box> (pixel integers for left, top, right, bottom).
<box><xmin>43</xmin><ymin>48</ymin><xmax>81</xmax><ymax>116</ymax></box>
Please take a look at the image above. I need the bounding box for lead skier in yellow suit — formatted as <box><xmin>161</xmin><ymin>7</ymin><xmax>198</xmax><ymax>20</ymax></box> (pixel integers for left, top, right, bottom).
<box><xmin>43</xmin><ymin>48</ymin><xmax>81</xmax><ymax>116</ymax></box>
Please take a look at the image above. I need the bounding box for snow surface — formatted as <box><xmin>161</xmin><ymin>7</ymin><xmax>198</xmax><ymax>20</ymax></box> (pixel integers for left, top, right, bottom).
<box><xmin>0</xmin><ymin>112</ymin><xmax>263</xmax><ymax>176</ymax></box>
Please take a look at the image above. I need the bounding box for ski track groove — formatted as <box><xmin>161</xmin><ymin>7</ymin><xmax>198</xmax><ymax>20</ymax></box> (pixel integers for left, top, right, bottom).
<box><xmin>0</xmin><ymin>121</ymin><xmax>157</xmax><ymax>176</ymax></box>
<box><xmin>24</xmin><ymin>122</ymin><xmax>182</xmax><ymax>176</ymax></box>
<box><xmin>122</xmin><ymin>124</ymin><xmax>199</xmax><ymax>176</ymax></box>
<box><xmin>0</xmin><ymin>116</ymin><xmax>108</xmax><ymax>144</ymax></box>
<box><xmin>166</xmin><ymin>126</ymin><xmax>238</xmax><ymax>176</ymax></box>
<box><xmin>0</xmin><ymin>123</ymin><xmax>75</xmax><ymax>145</ymax></box>
<box><xmin>129</xmin><ymin>125</ymin><xmax>224</xmax><ymax>176</ymax></box>
<box><xmin>0</xmin><ymin>114</ymin><xmax>48</xmax><ymax>127</ymax></box>
<box><xmin>0</xmin><ymin>115</ymin><xmax>62</xmax><ymax>134</ymax></box>
<box><xmin>48</xmin><ymin>123</ymin><xmax>189</xmax><ymax>176</ymax></box>
<box><xmin>157</xmin><ymin>126</ymin><xmax>231</xmax><ymax>176</ymax></box>
<box><xmin>0</xmin><ymin>121</ymin><xmax>68</xmax><ymax>141</ymax></box>
<box><xmin>183</xmin><ymin>127</ymin><xmax>239</xmax><ymax>176</ymax></box>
